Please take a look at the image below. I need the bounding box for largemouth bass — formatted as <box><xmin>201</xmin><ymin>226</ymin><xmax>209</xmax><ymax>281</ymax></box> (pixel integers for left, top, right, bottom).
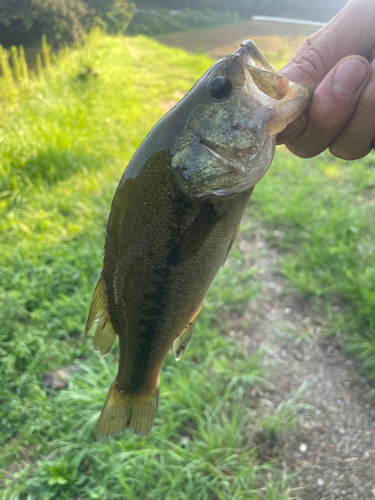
<box><xmin>85</xmin><ymin>40</ymin><xmax>311</xmax><ymax>438</ymax></box>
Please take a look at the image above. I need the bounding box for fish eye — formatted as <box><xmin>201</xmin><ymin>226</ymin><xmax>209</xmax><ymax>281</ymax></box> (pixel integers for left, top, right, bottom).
<box><xmin>208</xmin><ymin>76</ymin><xmax>233</xmax><ymax>101</ymax></box>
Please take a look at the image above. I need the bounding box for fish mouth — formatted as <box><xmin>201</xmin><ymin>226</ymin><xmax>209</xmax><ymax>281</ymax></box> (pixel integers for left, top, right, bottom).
<box><xmin>238</xmin><ymin>39</ymin><xmax>312</xmax><ymax>104</ymax></box>
<box><xmin>237</xmin><ymin>39</ymin><xmax>312</xmax><ymax>134</ymax></box>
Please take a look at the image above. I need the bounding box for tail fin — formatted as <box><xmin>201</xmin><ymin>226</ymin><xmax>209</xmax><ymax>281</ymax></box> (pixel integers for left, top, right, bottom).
<box><xmin>96</xmin><ymin>380</ymin><xmax>160</xmax><ymax>438</ymax></box>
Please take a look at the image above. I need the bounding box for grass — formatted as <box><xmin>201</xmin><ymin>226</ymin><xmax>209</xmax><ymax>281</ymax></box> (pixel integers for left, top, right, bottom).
<box><xmin>0</xmin><ymin>31</ymin><xmax>303</xmax><ymax>499</ymax></box>
<box><xmin>1</xmin><ymin>26</ymin><xmax>374</xmax><ymax>498</ymax></box>
<box><xmin>251</xmin><ymin>149</ymin><xmax>375</xmax><ymax>377</ymax></box>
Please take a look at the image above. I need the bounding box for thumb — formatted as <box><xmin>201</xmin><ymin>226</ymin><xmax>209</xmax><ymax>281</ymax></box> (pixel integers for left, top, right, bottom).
<box><xmin>280</xmin><ymin>0</ymin><xmax>375</xmax><ymax>90</ymax></box>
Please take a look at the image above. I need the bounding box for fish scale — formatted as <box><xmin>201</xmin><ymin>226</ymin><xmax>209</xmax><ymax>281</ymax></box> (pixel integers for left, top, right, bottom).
<box><xmin>85</xmin><ymin>39</ymin><xmax>312</xmax><ymax>438</ymax></box>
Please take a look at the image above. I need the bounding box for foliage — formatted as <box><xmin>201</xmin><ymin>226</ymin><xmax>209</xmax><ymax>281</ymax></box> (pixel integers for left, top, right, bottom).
<box><xmin>0</xmin><ymin>0</ymin><xmax>93</xmax><ymax>47</ymax></box>
<box><xmin>126</xmin><ymin>8</ymin><xmax>241</xmax><ymax>36</ymax></box>
<box><xmin>0</xmin><ymin>35</ymin><xmax>53</xmax><ymax>107</ymax></box>
<box><xmin>86</xmin><ymin>0</ymin><xmax>135</xmax><ymax>34</ymax></box>
<box><xmin>0</xmin><ymin>0</ymin><xmax>134</xmax><ymax>47</ymax></box>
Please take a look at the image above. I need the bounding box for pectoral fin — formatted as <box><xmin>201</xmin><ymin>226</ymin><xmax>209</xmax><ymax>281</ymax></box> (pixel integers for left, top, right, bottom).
<box><xmin>224</xmin><ymin>221</ymin><xmax>241</xmax><ymax>264</ymax></box>
<box><xmin>173</xmin><ymin>304</ymin><xmax>202</xmax><ymax>360</ymax></box>
<box><xmin>84</xmin><ymin>275</ymin><xmax>117</xmax><ymax>356</ymax></box>
<box><xmin>175</xmin><ymin>204</ymin><xmax>221</xmax><ymax>263</ymax></box>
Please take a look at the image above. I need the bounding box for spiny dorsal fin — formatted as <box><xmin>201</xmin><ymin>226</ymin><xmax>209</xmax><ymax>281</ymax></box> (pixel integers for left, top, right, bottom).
<box><xmin>84</xmin><ymin>275</ymin><xmax>117</xmax><ymax>356</ymax></box>
<box><xmin>96</xmin><ymin>380</ymin><xmax>160</xmax><ymax>438</ymax></box>
<box><xmin>84</xmin><ymin>275</ymin><xmax>106</xmax><ymax>339</ymax></box>
<box><xmin>173</xmin><ymin>304</ymin><xmax>202</xmax><ymax>360</ymax></box>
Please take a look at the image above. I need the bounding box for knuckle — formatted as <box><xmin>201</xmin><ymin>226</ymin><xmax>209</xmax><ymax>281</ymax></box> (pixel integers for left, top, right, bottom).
<box><xmin>293</xmin><ymin>43</ymin><xmax>329</xmax><ymax>85</ymax></box>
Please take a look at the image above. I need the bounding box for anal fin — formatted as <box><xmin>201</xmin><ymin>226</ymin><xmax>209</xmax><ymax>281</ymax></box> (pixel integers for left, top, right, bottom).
<box><xmin>173</xmin><ymin>304</ymin><xmax>202</xmax><ymax>360</ymax></box>
<box><xmin>96</xmin><ymin>380</ymin><xmax>160</xmax><ymax>438</ymax></box>
<box><xmin>84</xmin><ymin>275</ymin><xmax>117</xmax><ymax>356</ymax></box>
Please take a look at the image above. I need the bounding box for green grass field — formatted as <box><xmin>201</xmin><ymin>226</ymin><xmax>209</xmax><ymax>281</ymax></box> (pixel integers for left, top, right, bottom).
<box><xmin>0</xmin><ymin>30</ymin><xmax>374</xmax><ymax>499</ymax></box>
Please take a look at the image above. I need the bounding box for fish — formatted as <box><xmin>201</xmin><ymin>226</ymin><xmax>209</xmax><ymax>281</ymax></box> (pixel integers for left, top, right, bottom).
<box><xmin>84</xmin><ymin>40</ymin><xmax>312</xmax><ymax>438</ymax></box>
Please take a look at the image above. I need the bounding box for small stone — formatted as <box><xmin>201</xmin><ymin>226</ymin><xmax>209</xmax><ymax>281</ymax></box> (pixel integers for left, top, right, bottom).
<box><xmin>317</xmin><ymin>478</ymin><xmax>325</xmax><ymax>486</ymax></box>
<box><xmin>300</xmin><ymin>443</ymin><xmax>307</xmax><ymax>453</ymax></box>
<box><xmin>284</xmin><ymin>308</ymin><xmax>291</xmax><ymax>314</ymax></box>
<box><xmin>364</xmin><ymin>450</ymin><xmax>370</xmax><ymax>458</ymax></box>
<box><xmin>42</xmin><ymin>365</ymin><xmax>81</xmax><ymax>390</ymax></box>
<box><xmin>372</xmin><ymin>488</ymin><xmax>375</xmax><ymax>497</ymax></box>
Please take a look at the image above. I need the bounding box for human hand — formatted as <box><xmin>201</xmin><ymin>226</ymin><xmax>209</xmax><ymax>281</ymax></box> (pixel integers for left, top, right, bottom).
<box><xmin>276</xmin><ymin>0</ymin><xmax>375</xmax><ymax>160</ymax></box>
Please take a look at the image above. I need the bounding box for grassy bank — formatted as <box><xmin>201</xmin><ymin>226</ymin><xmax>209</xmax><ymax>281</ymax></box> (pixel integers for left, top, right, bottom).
<box><xmin>1</xmin><ymin>28</ymin><xmax>374</xmax><ymax>499</ymax></box>
<box><xmin>252</xmin><ymin>149</ymin><xmax>375</xmax><ymax>379</ymax></box>
<box><xmin>0</xmin><ymin>32</ymin><xmax>300</xmax><ymax>499</ymax></box>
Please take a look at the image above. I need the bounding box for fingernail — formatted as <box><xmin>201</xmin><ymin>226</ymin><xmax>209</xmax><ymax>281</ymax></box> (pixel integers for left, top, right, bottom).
<box><xmin>332</xmin><ymin>58</ymin><xmax>369</xmax><ymax>96</ymax></box>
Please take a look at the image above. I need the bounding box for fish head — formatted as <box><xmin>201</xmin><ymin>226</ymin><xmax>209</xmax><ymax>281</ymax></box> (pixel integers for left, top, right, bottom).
<box><xmin>171</xmin><ymin>39</ymin><xmax>312</xmax><ymax>197</ymax></box>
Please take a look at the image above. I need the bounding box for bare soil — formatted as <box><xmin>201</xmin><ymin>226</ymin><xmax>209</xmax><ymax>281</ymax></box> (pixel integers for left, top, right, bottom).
<box><xmin>230</xmin><ymin>219</ymin><xmax>375</xmax><ymax>500</ymax></box>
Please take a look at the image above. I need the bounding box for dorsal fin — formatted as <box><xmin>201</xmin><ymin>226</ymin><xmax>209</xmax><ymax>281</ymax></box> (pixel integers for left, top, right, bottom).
<box><xmin>84</xmin><ymin>276</ymin><xmax>117</xmax><ymax>356</ymax></box>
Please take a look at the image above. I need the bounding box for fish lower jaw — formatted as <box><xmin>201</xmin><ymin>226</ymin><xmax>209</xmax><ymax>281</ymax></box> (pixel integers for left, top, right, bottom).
<box><xmin>195</xmin><ymin>171</ymin><xmax>267</xmax><ymax>197</ymax></box>
<box><xmin>195</xmin><ymin>157</ymin><xmax>273</xmax><ymax>198</ymax></box>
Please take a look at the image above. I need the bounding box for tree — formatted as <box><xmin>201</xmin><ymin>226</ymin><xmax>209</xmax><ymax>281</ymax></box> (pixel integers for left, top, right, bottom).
<box><xmin>0</xmin><ymin>0</ymin><xmax>135</xmax><ymax>47</ymax></box>
<box><xmin>85</xmin><ymin>0</ymin><xmax>135</xmax><ymax>34</ymax></box>
<box><xmin>0</xmin><ymin>0</ymin><xmax>93</xmax><ymax>46</ymax></box>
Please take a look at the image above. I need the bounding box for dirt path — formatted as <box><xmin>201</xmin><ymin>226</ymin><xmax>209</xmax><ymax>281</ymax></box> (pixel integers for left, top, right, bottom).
<box><xmin>231</xmin><ymin>219</ymin><xmax>375</xmax><ymax>500</ymax></box>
